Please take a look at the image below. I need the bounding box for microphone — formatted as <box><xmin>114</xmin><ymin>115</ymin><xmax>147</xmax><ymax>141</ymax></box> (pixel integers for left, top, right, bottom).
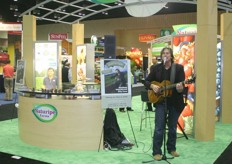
<box><xmin>163</xmin><ymin>57</ymin><xmax>167</xmax><ymax>65</ymax></box>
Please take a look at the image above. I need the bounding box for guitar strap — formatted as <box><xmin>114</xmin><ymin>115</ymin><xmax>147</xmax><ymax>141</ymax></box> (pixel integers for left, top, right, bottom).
<box><xmin>170</xmin><ymin>63</ymin><xmax>176</xmax><ymax>84</ymax></box>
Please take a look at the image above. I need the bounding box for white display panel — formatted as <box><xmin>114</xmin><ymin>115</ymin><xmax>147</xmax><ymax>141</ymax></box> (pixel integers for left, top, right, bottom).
<box><xmin>34</xmin><ymin>41</ymin><xmax>61</xmax><ymax>90</ymax></box>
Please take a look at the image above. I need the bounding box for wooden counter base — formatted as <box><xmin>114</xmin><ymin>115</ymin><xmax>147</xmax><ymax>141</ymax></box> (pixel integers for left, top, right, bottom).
<box><xmin>18</xmin><ymin>96</ymin><xmax>103</xmax><ymax>150</ymax></box>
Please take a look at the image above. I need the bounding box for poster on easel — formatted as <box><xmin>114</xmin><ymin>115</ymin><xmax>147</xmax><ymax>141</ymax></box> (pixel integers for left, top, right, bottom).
<box><xmin>100</xmin><ymin>59</ymin><xmax>131</xmax><ymax>109</ymax></box>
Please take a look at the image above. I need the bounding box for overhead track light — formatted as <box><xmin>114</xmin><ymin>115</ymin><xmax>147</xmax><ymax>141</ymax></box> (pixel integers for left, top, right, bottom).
<box><xmin>10</xmin><ymin>5</ymin><xmax>18</xmax><ymax>11</ymax></box>
<box><xmin>91</xmin><ymin>0</ymin><xmax>117</xmax><ymax>4</ymax></box>
<box><xmin>14</xmin><ymin>12</ymin><xmax>20</xmax><ymax>17</ymax></box>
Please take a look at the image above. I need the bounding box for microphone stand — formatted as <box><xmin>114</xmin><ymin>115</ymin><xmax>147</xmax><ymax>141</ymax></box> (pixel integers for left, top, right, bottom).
<box><xmin>161</xmin><ymin>62</ymin><xmax>173</xmax><ymax>164</ymax></box>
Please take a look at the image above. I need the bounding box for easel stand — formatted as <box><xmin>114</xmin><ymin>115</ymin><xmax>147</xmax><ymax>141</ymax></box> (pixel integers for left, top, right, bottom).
<box><xmin>126</xmin><ymin>109</ymin><xmax>138</xmax><ymax>147</ymax></box>
<box><xmin>177</xmin><ymin>122</ymin><xmax>188</xmax><ymax>140</ymax></box>
<box><xmin>11</xmin><ymin>92</ymin><xmax>18</xmax><ymax>121</ymax></box>
<box><xmin>98</xmin><ymin>108</ymin><xmax>138</xmax><ymax>152</ymax></box>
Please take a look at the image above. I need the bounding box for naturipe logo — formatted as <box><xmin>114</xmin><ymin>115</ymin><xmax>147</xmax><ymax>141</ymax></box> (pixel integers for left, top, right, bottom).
<box><xmin>32</xmin><ymin>104</ymin><xmax>58</xmax><ymax>123</ymax></box>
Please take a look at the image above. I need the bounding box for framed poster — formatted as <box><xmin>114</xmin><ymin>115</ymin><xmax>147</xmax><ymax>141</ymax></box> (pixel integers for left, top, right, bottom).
<box><xmin>15</xmin><ymin>60</ymin><xmax>25</xmax><ymax>85</ymax></box>
<box><xmin>100</xmin><ymin>59</ymin><xmax>131</xmax><ymax>109</ymax></box>
<box><xmin>76</xmin><ymin>44</ymin><xmax>95</xmax><ymax>81</ymax></box>
<box><xmin>76</xmin><ymin>45</ymin><xmax>87</xmax><ymax>81</ymax></box>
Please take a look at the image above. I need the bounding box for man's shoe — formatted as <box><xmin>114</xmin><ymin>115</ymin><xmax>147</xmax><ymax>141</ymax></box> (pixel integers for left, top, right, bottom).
<box><xmin>119</xmin><ymin>108</ymin><xmax>125</xmax><ymax>112</ymax></box>
<box><xmin>169</xmin><ymin>151</ymin><xmax>180</xmax><ymax>157</ymax></box>
<box><xmin>154</xmin><ymin>154</ymin><xmax>162</xmax><ymax>161</ymax></box>
<box><xmin>127</xmin><ymin>108</ymin><xmax>134</xmax><ymax>111</ymax></box>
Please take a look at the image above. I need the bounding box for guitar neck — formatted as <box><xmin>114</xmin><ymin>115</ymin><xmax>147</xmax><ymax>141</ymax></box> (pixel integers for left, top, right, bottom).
<box><xmin>163</xmin><ymin>81</ymin><xmax>185</xmax><ymax>90</ymax></box>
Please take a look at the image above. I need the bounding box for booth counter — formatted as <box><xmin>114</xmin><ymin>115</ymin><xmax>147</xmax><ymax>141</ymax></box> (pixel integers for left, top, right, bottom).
<box><xmin>18</xmin><ymin>93</ymin><xmax>103</xmax><ymax>150</ymax></box>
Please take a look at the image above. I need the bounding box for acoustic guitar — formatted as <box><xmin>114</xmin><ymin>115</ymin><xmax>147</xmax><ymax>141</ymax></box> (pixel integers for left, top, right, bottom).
<box><xmin>148</xmin><ymin>77</ymin><xmax>195</xmax><ymax>103</ymax></box>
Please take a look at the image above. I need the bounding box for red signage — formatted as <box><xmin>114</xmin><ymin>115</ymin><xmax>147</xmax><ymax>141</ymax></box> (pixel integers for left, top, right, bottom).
<box><xmin>0</xmin><ymin>53</ymin><xmax>9</xmax><ymax>62</ymax></box>
<box><xmin>139</xmin><ymin>34</ymin><xmax>156</xmax><ymax>42</ymax></box>
<box><xmin>49</xmin><ymin>33</ymin><xmax>68</xmax><ymax>40</ymax></box>
<box><xmin>8</xmin><ymin>31</ymin><xmax>22</xmax><ymax>35</ymax></box>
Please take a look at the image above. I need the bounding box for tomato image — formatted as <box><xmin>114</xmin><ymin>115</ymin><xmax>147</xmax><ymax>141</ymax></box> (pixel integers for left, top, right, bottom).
<box><xmin>188</xmin><ymin>83</ymin><xmax>195</xmax><ymax>93</ymax></box>
<box><xmin>180</xmin><ymin>46</ymin><xmax>188</xmax><ymax>56</ymax></box>
<box><xmin>179</xmin><ymin>35</ymin><xmax>194</xmax><ymax>43</ymax></box>
<box><xmin>173</xmin><ymin>37</ymin><xmax>180</xmax><ymax>46</ymax></box>
<box><xmin>182</xmin><ymin>36</ymin><xmax>193</xmax><ymax>42</ymax></box>
<box><xmin>182</xmin><ymin>104</ymin><xmax>193</xmax><ymax>117</ymax></box>
<box><xmin>180</xmin><ymin>36</ymin><xmax>184</xmax><ymax>42</ymax></box>
<box><xmin>184</xmin><ymin>64</ymin><xmax>193</xmax><ymax>77</ymax></box>
<box><xmin>177</xmin><ymin>57</ymin><xmax>187</xmax><ymax>65</ymax></box>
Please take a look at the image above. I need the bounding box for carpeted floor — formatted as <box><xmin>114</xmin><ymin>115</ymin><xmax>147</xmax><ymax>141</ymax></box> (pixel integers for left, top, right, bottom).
<box><xmin>0</xmin><ymin>95</ymin><xmax>232</xmax><ymax>164</ymax></box>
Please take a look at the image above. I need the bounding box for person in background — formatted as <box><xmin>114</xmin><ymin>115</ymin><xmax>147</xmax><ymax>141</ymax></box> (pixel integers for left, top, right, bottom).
<box><xmin>3</xmin><ymin>60</ymin><xmax>14</xmax><ymax>101</ymax></box>
<box><xmin>147</xmin><ymin>56</ymin><xmax>158</xmax><ymax>111</ymax></box>
<box><xmin>62</xmin><ymin>61</ymin><xmax>71</xmax><ymax>91</ymax></box>
<box><xmin>43</xmin><ymin>67</ymin><xmax>58</xmax><ymax>90</ymax></box>
<box><xmin>62</xmin><ymin>61</ymin><xmax>70</xmax><ymax>83</ymax></box>
<box><xmin>68</xmin><ymin>64</ymin><xmax>72</xmax><ymax>82</ymax></box>
<box><xmin>150</xmin><ymin>56</ymin><xmax>158</xmax><ymax>72</ymax></box>
<box><xmin>144</xmin><ymin>47</ymin><xmax>185</xmax><ymax>161</ymax></box>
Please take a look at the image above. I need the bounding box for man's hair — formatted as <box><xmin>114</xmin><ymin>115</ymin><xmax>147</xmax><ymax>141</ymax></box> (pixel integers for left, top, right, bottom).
<box><xmin>160</xmin><ymin>47</ymin><xmax>174</xmax><ymax>63</ymax></box>
<box><xmin>47</xmin><ymin>67</ymin><xmax>54</xmax><ymax>71</ymax></box>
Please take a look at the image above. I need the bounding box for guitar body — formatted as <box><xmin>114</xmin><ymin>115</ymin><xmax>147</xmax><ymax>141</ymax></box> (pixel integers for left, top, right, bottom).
<box><xmin>147</xmin><ymin>75</ymin><xmax>195</xmax><ymax>104</ymax></box>
<box><xmin>148</xmin><ymin>80</ymin><xmax>173</xmax><ymax>103</ymax></box>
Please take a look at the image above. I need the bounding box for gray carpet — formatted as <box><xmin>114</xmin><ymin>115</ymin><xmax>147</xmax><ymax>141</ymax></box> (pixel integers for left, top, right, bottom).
<box><xmin>0</xmin><ymin>104</ymin><xmax>18</xmax><ymax>121</ymax></box>
<box><xmin>0</xmin><ymin>152</ymin><xmax>50</xmax><ymax>164</ymax></box>
<box><xmin>214</xmin><ymin>141</ymin><xmax>232</xmax><ymax>164</ymax></box>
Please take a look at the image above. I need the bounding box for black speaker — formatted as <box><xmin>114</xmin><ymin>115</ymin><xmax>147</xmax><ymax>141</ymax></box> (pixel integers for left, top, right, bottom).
<box><xmin>143</xmin><ymin>57</ymin><xmax>148</xmax><ymax>71</ymax></box>
<box><xmin>104</xmin><ymin>35</ymin><xmax>116</xmax><ymax>59</ymax></box>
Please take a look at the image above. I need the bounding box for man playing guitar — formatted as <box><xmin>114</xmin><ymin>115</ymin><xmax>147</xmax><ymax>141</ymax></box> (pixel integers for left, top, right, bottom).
<box><xmin>144</xmin><ymin>47</ymin><xmax>185</xmax><ymax>161</ymax></box>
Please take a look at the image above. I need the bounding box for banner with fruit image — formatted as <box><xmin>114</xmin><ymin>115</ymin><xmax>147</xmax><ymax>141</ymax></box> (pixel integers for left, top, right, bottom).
<box><xmin>172</xmin><ymin>24</ymin><xmax>197</xmax><ymax>35</ymax></box>
<box><xmin>172</xmin><ymin>34</ymin><xmax>195</xmax><ymax>135</ymax></box>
